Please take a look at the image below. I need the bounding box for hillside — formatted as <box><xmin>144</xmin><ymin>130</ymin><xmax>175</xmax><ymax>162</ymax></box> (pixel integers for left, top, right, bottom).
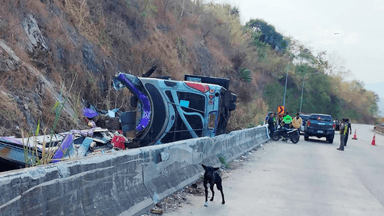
<box><xmin>0</xmin><ymin>0</ymin><xmax>379</xmax><ymax>137</ymax></box>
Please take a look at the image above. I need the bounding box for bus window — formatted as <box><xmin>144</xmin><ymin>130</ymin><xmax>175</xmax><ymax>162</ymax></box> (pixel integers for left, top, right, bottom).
<box><xmin>208</xmin><ymin>113</ymin><xmax>216</xmax><ymax>129</ymax></box>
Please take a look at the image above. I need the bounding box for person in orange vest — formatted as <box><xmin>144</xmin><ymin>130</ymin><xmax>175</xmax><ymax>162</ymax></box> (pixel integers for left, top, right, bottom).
<box><xmin>337</xmin><ymin>119</ymin><xmax>348</xmax><ymax>151</ymax></box>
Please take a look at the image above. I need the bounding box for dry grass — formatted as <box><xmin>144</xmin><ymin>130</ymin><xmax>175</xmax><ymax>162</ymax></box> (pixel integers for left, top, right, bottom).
<box><xmin>55</xmin><ymin>0</ymin><xmax>111</xmax><ymax>55</ymax></box>
<box><xmin>5</xmin><ymin>66</ymin><xmax>38</xmax><ymax>90</ymax></box>
<box><xmin>131</xmin><ymin>31</ymin><xmax>186</xmax><ymax>80</ymax></box>
<box><xmin>25</xmin><ymin>0</ymin><xmax>50</xmax><ymax>18</ymax></box>
<box><xmin>206</xmin><ymin>36</ymin><xmax>232</xmax><ymax>68</ymax></box>
<box><xmin>0</xmin><ymin>88</ymin><xmax>27</xmax><ymax>136</ymax></box>
<box><xmin>46</xmin><ymin>15</ymin><xmax>76</xmax><ymax>52</ymax></box>
<box><xmin>228</xmin><ymin>96</ymin><xmax>269</xmax><ymax>130</ymax></box>
<box><xmin>0</xmin><ymin>89</ymin><xmax>23</xmax><ymax>121</ymax></box>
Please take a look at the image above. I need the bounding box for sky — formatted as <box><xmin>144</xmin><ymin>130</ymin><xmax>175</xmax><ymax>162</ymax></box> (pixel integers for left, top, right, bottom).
<box><xmin>213</xmin><ymin>0</ymin><xmax>384</xmax><ymax>115</ymax></box>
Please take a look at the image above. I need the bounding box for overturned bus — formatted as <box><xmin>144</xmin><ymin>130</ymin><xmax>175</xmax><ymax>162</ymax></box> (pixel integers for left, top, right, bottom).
<box><xmin>112</xmin><ymin>67</ymin><xmax>237</xmax><ymax>147</ymax></box>
<box><xmin>0</xmin><ymin>67</ymin><xmax>237</xmax><ymax>170</ymax></box>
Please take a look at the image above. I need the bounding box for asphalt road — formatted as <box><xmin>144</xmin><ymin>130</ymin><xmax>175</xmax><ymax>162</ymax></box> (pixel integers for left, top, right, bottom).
<box><xmin>164</xmin><ymin>124</ymin><xmax>384</xmax><ymax>216</ymax></box>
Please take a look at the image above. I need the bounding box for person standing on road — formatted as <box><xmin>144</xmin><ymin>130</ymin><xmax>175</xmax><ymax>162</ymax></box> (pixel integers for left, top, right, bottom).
<box><xmin>344</xmin><ymin>118</ymin><xmax>352</xmax><ymax>146</ymax></box>
<box><xmin>283</xmin><ymin>112</ymin><xmax>293</xmax><ymax>129</ymax></box>
<box><xmin>337</xmin><ymin>119</ymin><xmax>348</xmax><ymax>151</ymax></box>
<box><xmin>292</xmin><ymin>112</ymin><xmax>302</xmax><ymax>137</ymax></box>
<box><xmin>274</xmin><ymin>113</ymin><xmax>278</xmax><ymax>130</ymax></box>
<box><xmin>267</xmin><ymin>112</ymin><xmax>275</xmax><ymax>137</ymax></box>
<box><xmin>265</xmin><ymin>111</ymin><xmax>273</xmax><ymax>124</ymax></box>
<box><xmin>292</xmin><ymin>113</ymin><xmax>302</xmax><ymax>130</ymax></box>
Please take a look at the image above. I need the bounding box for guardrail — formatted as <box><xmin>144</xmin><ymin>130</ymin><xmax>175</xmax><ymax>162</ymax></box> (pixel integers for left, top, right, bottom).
<box><xmin>0</xmin><ymin>126</ymin><xmax>269</xmax><ymax>216</ymax></box>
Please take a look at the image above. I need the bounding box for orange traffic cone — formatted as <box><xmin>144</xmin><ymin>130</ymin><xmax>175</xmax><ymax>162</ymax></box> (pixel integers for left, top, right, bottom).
<box><xmin>371</xmin><ymin>134</ymin><xmax>376</xmax><ymax>146</ymax></box>
<box><xmin>352</xmin><ymin>129</ymin><xmax>357</xmax><ymax>140</ymax></box>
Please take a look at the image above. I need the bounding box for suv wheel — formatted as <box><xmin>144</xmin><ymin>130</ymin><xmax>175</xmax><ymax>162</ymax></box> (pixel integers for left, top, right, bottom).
<box><xmin>304</xmin><ymin>133</ymin><xmax>309</xmax><ymax>141</ymax></box>
<box><xmin>327</xmin><ymin>136</ymin><xmax>334</xmax><ymax>144</ymax></box>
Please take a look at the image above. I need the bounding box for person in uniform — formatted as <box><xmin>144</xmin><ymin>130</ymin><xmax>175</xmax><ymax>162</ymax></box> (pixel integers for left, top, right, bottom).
<box><xmin>337</xmin><ymin>119</ymin><xmax>348</xmax><ymax>151</ymax></box>
<box><xmin>344</xmin><ymin>118</ymin><xmax>352</xmax><ymax>146</ymax></box>
<box><xmin>267</xmin><ymin>112</ymin><xmax>275</xmax><ymax>137</ymax></box>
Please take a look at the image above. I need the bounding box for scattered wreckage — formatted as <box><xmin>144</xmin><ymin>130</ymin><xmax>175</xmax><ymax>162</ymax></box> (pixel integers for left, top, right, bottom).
<box><xmin>0</xmin><ymin>67</ymin><xmax>237</xmax><ymax>169</ymax></box>
<box><xmin>0</xmin><ymin>128</ymin><xmax>123</xmax><ymax>168</ymax></box>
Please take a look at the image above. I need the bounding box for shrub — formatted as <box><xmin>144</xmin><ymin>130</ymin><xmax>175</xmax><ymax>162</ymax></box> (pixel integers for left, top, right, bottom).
<box><xmin>218</xmin><ymin>156</ymin><xmax>230</xmax><ymax>169</ymax></box>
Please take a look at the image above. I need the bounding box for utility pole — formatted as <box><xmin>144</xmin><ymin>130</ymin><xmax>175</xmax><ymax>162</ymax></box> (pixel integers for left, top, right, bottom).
<box><xmin>300</xmin><ymin>76</ymin><xmax>304</xmax><ymax>113</ymax></box>
<box><xmin>299</xmin><ymin>71</ymin><xmax>320</xmax><ymax>113</ymax></box>
<box><xmin>283</xmin><ymin>64</ymin><xmax>289</xmax><ymax>107</ymax></box>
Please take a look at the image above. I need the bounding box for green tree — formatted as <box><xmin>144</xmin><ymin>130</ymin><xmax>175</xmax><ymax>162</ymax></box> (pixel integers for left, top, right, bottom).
<box><xmin>238</xmin><ymin>67</ymin><xmax>252</xmax><ymax>83</ymax></box>
<box><xmin>246</xmin><ymin>19</ymin><xmax>289</xmax><ymax>52</ymax></box>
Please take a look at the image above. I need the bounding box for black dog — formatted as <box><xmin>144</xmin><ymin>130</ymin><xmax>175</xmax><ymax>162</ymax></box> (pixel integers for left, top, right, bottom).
<box><xmin>202</xmin><ymin>164</ymin><xmax>225</xmax><ymax>207</ymax></box>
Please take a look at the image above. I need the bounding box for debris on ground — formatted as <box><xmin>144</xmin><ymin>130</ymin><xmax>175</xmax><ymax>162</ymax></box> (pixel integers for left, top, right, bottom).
<box><xmin>150</xmin><ymin>208</ymin><xmax>164</xmax><ymax>215</ymax></box>
<box><xmin>140</xmin><ymin>178</ymin><xmax>205</xmax><ymax>216</ymax></box>
<box><xmin>0</xmin><ymin>126</ymin><xmax>131</xmax><ymax>167</ymax></box>
<box><xmin>0</xmin><ymin>96</ymin><xmax>146</xmax><ymax>169</ymax></box>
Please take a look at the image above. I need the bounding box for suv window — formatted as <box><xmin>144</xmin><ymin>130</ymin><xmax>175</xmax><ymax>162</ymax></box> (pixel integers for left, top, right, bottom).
<box><xmin>310</xmin><ymin>115</ymin><xmax>332</xmax><ymax>122</ymax></box>
<box><xmin>300</xmin><ymin>115</ymin><xmax>310</xmax><ymax>121</ymax></box>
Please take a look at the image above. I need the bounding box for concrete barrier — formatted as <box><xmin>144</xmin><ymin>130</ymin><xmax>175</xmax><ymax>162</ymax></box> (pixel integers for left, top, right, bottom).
<box><xmin>0</xmin><ymin>126</ymin><xmax>269</xmax><ymax>216</ymax></box>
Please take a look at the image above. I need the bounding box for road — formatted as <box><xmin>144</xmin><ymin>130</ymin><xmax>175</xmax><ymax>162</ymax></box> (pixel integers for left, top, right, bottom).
<box><xmin>164</xmin><ymin>124</ymin><xmax>384</xmax><ymax>216</ymax></box>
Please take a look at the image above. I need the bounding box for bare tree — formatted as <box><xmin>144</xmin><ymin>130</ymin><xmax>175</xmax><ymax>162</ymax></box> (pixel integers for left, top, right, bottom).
<box><xmin>163</xmin><ymin>0</ymin><xmax>172</xmax><ymax>13</ymax></box>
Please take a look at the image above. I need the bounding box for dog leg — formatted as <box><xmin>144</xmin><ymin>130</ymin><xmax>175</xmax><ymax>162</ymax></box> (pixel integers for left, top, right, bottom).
<box><xmin>204</xmin><ymin>183</ymin><xmax>209</xmax><ymax>207</ymax></box>
<box><xmin>217</xmin><ymin>183</ymin><xmax>225</xmax><ymax>204</ymax></box>
<box><xmin>210</xmin><ymin>184</ymin><xmax>215</xmax><ymax>201</ymax></box>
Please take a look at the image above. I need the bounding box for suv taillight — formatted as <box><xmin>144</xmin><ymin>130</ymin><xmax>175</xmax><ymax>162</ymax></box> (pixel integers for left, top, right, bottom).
<box><xmin>307</xmin><ymin>120</ymin><xmax>311</xmax><ymax>127</ymax></box>
<box><xmin>333</xmin><ymin>123</ymin><xmax>335</xmax><ymax>129</ymax></box>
